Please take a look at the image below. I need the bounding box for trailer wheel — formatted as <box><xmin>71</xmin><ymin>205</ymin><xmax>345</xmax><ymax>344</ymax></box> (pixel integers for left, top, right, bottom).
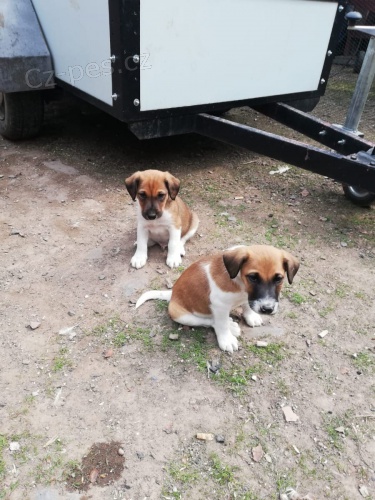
<box><xmin>342</xmin><ymin>184</ymin><xmax>375</xmax><ymax>207</ymax></box>
<box><xmin>0</xmin><ymin>91</ymin><xmax>44</xmax><ymax>140</ymax></box>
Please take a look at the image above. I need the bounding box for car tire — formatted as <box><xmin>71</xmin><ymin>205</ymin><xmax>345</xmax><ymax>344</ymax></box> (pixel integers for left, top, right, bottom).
<box><xmin>0</xmin><ymin>91</ymin><xmax>44</xmax><ymax>140</ymax></box>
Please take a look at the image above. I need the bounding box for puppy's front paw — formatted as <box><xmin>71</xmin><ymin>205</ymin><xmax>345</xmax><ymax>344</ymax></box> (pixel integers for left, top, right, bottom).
<box><xmin>131</xmin><ymin>252</ymin><xmax>147</xmax><ymax>269</ymax></box>
<box><xmin>166</xmin><ymin>253</ymin><xmax>182</xmax><ymax>268</ymax></box>
<box><xmin>243</xmin><ymin>310</ymin><xmax>263</xmax><ymax>327</ymax></box>
<box><xmin>217</xmin><ymin>333</ymin><xmax>239</xmax><ymax>353</ymax></box>
<box><xmin>179</xmin><ymin>245</ymin><xmax>186</xmax><ymax>257</ymax></box>
<box><xmin>229</xmin><ymin>318</ymin><xmax>241</xmax><ymax>337</ymax></box>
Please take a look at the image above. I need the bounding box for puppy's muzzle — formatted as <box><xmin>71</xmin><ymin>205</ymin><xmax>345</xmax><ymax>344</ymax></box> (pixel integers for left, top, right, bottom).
<box><xmin>143</xmin><ymin>209</ymin><xmax>159</xmax><ymax>220</ymax></box>
<box><xmin>249</xmin><ymin>299</ymin><xmax>279</xmax><ymax>315</ymax></box>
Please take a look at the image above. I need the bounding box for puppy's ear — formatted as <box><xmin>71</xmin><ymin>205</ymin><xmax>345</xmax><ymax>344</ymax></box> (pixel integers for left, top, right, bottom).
<box><xmin>223</xmin><ymin>247</ymin><xmax>249</xmax><ymax>279</ymax></box>
<box><xmin>125</xmin><ymin>172</ymin><xmax>140</xmax><ymax>201</ymax></box>
<box><xmin>283</xmin><ymin>251</ymin><xmax>300</xmax><ymax>284</ymax></box>
<box><xmin>164</xmin><ymin>172</ymin><xmax>180</xmax><ymax>200</ymax></box>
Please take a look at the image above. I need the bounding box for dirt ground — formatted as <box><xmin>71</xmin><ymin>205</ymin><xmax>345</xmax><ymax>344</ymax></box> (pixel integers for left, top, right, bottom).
<box><xmin>1</xmin><ymin>66</ymin><xmax>374</xmax><ymax>500</ymax></box>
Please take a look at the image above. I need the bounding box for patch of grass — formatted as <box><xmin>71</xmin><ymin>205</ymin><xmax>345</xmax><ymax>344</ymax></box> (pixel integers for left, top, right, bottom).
<box><xmin>52</xmin><ymin>347</ymin><xmax>72</xmax><ymax>373</ymax></box>
<box><xmin>323</xmin><ymin>413</ymin><xmax>352</xmax><ymax>451</ymax></box>
<box><xmin>354</xmin><ymin>291</ymin><xmax>366</xmax><ymax>300</ymax></box>
<box><xmin>169</xmin><ymin>463</ymin><xmax>199</xmax><ymax>484</ymax></box>
<box><xmin>0</xmin><ymin>435</ymin><xmax>7</xmax><ymax>479</ymax></box>
<box><xmin>352</xmin><ymin>352</ymin><xmax>374</xmax><ymax>373</ymax></box>
<box><xmin>34</xmin><ymin>454</ymin><xmax>64</xmax><ymax>484</ymax></box>
<box><xmin>264</xmin><ymin>220</ymin><xmax>297</xmax><ymax>249</ymax></box>
<box><xmin>128</xmin><ymin>326</ymin><xmax>153</xmax><ymax>349</ymax></box>
<box><xmin>247</xmin><ymin>342</ymin><xmax>285</xmax><ymax>365</ymax></box>
<box><xmin>90</xmin><ymin>318</ymin><xmax>153</xmax><ymax>349</ymax></box>
<box><xmin>276</xmin><ymin>379</ymin><xmax>290</xmax><ymax>397</ymax></box>
<box><xmin>63</xmin><ymin>459</ymin><xmax>82</xmax><ymax>490</ymax></box>
<box><xmin>275</xmin><ymin>469</ymin><xmax>297</xmax><ymax>494</ymax></box>
<box><xmin>285</xmin><ymin>311</ymin><xmax>298</xmax><ymax>319</ymax></box>
<box><xmin>209</xmin><ymin>453</ymin><xmax>237</xmax><ymax>486</ymax></box>
<box><xmin>216</xmin><ymin>364</ymin><xmax>261</xmax><ymax>395</ymax></box>
<box><xmin>287</xmin><ymin>291</ymin><xmax>306</xmax><ymax>305</ymax></box>
<box><xmin>162</xmin><ymin>328</ymin><xmax>209</xmax><ymax>372</ymax></box>
<box><xmin>113</xmin><ymin>331</ymin><xmax>127</xmax><ymax>347</ymax></box>
<box><xmin>335</xmin><ymin>284</ymin><xmax>349</xmax><ymax>298</ymax></box>
<box><xmin>154</xmin><ymin>299</ymin><xmax>169</xmax><ymax>313</ymax></box>
<box><xmin>319</xmin><ymin>305</ymin><xmax>335</xmax><ymax>318</ymax></box>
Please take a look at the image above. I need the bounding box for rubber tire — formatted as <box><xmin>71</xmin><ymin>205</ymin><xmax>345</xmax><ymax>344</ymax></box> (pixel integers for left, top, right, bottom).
<box><xmin>0</xmin><ymin>91</ymin><xmax>44</xmax><ymax>140</ymax></box>
<box><xmin>342</xmin><ymin>184</ymin><xmax>375</xmax><ymax>207</ymax></box>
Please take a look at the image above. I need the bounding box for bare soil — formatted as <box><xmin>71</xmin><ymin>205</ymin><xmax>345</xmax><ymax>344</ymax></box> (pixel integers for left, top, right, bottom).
<box><xmin>0</xmin><ymin>66</ymin><xmax>374</xmax><ymax>500</ymax></box>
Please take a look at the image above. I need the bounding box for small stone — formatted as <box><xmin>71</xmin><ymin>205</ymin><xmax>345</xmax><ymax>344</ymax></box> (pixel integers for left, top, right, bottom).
<box><xmin>136</xmin><ymin>451</ymin><xmax>145</xmax><ymax>460</ymax></box>
<box><xmin>156</xmin><ymin>269</ymin><xmax>165</xmax><ymax>275</ymax></box>
<box><xmin>309</xmin><ymin>291</ymin><xmax>316</xmax><ymax>296</ymax></box>
<box><xmin>9</xmin><ymin>442</ymin><xmax>20</xmax><ymax>452</ymax></box>
<box><xmin>359</xmin><ymin>485</ymin><xmax>369</xmax><ymax>498</ymax></box>
<box><xmin>22</xmin><ymin>360</ymin><xmax>30</xmax><ymax>365</ymax></box>
<box><xmin>166</xmin><ymin>278</ymin><xmax>173</xmax><ymax>289</ymax></box>
<box><xmin>306</xmin><ymin>339</ymin><xmax>311</xmax><ymax>347</ymax></box>
<box><xmin>282</xmin><ymin>406</ymin><xmax>299</xmax><ymax>423</ymax></box>
<box><xmin>318</xmin><ymin>330</ymin><xmax>328</xmax><ymax>338</ymax></box>
<box><xmin>29</xmin><ymin>321</ymin><xmax>41</xmax><ymax>330</ymax></box>
<box><xmin>228</xmin><ymin>216</ymin><xmax>237</xmax><ymax>222</ymax></box>
<box><xmin>99</xmin><ymin>275</ymin><xmax>106</xmax><ymax>280</ymax></box>
<box><xmin>103</xmin><ymin>348</ymin><xmax>113</xmax><ymax>359</ymax></box>
<box><xmin>256</xmin><ymin>341</ymin><xmax>268</xmax><ymax>347</ymax></box>
<box><xmin>251</xmin><ymin>375</ymin><xmax>257</xmax><ymax>382</ymax></box>
<box><xmin>196</xmin><ymin>433</ymin><xmax>214</xmax><ymax>441</ymax></box>
<box><xmin>265</xmin><ymin>453</ymin><xmax>272</xmax><ymax>463</ymax></box>
<box><xmin>169</xmin><ymin>333</ymin><xmax>179</xmax><ymax>341</ymax></box>
<box><xmin>234</xmin><ymin>196</ymin><xmax>244</xmax><ymax>200</ymax></box>
<box><xmin>335</xmin><ymin>426</ymin><xmax>345</xmax><ymax>434</ymax></box>
<box><xmin>68</xmin><ymin>310</ymin><xmax>75</xmax><ymax>317</ymax></box>
<box><xmin>215</xmin><ymin>435</ymin><xmax>225</xmax><ymax>443</ymax></box>
<box><xmin>340</xmin><ymin>241</ymin><xmax>348</xmax><ymax>247</ymax></box>
<box><xmin>352</xmin><ymin>353</ymin><xmax>358</xmax><ymax>359</ymax></box>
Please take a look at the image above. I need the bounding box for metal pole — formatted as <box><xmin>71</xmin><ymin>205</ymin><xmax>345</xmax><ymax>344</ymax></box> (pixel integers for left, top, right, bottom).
<box><xmin>343</xmin><ymin>36</ymin><xmax>375</xmax><ymax>134</ymax></box>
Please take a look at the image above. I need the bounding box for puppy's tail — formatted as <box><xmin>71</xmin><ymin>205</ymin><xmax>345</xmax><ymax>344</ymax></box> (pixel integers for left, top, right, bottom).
<box><xmin>135</xmin><ymin>290</ymin><xmax>172</xmax><ymax>309</ymax></box>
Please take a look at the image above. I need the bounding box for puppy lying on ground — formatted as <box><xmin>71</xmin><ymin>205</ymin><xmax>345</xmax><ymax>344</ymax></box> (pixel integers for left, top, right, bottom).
<box><xmin>136</xmin><ymin>245</ymin><xmax>299</xmax><ymax>352</ymax></box>
<box><xmin>125</xmin><ymin>170</ymin><xmax>199</xmax><ymax>269</ymax></box>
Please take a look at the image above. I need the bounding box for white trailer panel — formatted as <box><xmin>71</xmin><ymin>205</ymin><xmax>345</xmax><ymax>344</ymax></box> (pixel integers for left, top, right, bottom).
<box><xmin>140</xmin><ymin>0</ymin><xmax>337</xmax><ymax>111</ymax></box>
<box><xmin>31</xmin><ymin>0</ymin><xmax>113</xmax><ymax>105</ymax></box>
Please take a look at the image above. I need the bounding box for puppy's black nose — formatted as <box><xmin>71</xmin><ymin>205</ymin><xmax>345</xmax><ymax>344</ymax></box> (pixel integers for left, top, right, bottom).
<box><xmin>260</xmin><ymin>304</ymin><xmax>274</xmax><ymax>314</ymax></box>
<box><xmin>147</xmin><ymin>213</ymin><xmax>157</xmax><ymax>220</ymax></box>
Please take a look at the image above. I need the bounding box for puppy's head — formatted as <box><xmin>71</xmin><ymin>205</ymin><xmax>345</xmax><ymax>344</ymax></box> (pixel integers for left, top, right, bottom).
<box><xmin>223</xmin><ymin>245</ymin><xmax>299</xmax><ymax>315</ymax></box>
<box><xmin>125</xmin><ymin>170</ymin><xmax>180</xmax><ymax>220</ymax></box>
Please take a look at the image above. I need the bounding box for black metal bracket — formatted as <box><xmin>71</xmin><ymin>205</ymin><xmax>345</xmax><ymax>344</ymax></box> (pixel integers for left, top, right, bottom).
<box><xmin>128</xmin><ymin>108</ymin><xmax>375</xmax><ymax>193</ymax></box>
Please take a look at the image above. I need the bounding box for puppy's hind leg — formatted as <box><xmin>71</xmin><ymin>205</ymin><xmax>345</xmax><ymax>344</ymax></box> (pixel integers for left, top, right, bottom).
<box><xmin>180</xmin><ymin>212</ymin><xmax>199</xmax><ymax>255</ymax></box>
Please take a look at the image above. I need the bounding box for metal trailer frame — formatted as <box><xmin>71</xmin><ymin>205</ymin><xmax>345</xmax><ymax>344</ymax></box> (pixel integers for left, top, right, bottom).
<box><xmin>0</xmin><ymin>0</ymin><xmax>374</xmax><ymax>203</ymax></box>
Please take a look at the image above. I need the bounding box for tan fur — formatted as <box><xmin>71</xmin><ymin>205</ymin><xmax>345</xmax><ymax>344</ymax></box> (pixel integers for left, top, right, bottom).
<box><xmin>169</xmin><ymin>245</ymin><xmax>299</xmax><ymax>317</ymax></box>
<box><xmin>125</xmin><ymin>169</ymin><xmax>199</xmax><ymax>269</ymax></box>
<box><xmin>125</xmin><ymin>169</ymin><xmax>194</xmax><ymax>237</ymax></box>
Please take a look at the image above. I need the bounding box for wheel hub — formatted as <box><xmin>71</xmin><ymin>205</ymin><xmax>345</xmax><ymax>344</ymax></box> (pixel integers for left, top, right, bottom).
<box><xmin>0</xmin><ymin>93</ymin><xmax>5</xmax><ymax>121</ymax></box>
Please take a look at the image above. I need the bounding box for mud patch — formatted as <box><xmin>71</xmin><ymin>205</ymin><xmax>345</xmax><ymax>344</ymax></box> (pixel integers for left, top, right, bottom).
<box><xmin>65</xmin><ymin>441</ymin><xmax>125</xmax><ymax>492</ymax></box>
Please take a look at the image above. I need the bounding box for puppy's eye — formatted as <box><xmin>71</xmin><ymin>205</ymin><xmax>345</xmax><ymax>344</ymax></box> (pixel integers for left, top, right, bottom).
<box><xmin>247</xmin><ymin>273</ymin><xmax>259</xmax><ymax>284</ymax></box>
<box><xmin>138</xmin><ymin>192</ymin><xmax>147</xmax><ymax>200</ymax></box>
<box><xmin>274</xmin><ymin>274</ymin><xmax>283</xmax><ymax>284</ymax></box>
<box><xmin>157</xmin><ymin>193</ymin><xmax>166</xmax><ymax>200</ymax></box>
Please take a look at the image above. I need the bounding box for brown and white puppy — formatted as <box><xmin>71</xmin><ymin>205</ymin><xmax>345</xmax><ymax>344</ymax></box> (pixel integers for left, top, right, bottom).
<box><xmin>125</xmin><ymin>170</ymin><xmax>199</xmax><ymax>269</ymax></box>
<box><xmin>136</xmin><ymin>245</ymin><xmax>299</xmax><ymax>352</ymax></box>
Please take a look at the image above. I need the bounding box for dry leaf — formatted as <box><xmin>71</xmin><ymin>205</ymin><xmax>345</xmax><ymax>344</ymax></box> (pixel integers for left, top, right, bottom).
<box><xmin>252</xmin><ymin>444</ymin><xmax>264</xmax><ymax>462</ymax></box>
<box><xmin>103</xmin><ymin>348</ymin><xmax>113</xmax><ymax>359</ymax></box>
<box><xmin>90</xmin><ymin>468</ymin><xmax>99</xmax><ymax>483</ymax></box>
